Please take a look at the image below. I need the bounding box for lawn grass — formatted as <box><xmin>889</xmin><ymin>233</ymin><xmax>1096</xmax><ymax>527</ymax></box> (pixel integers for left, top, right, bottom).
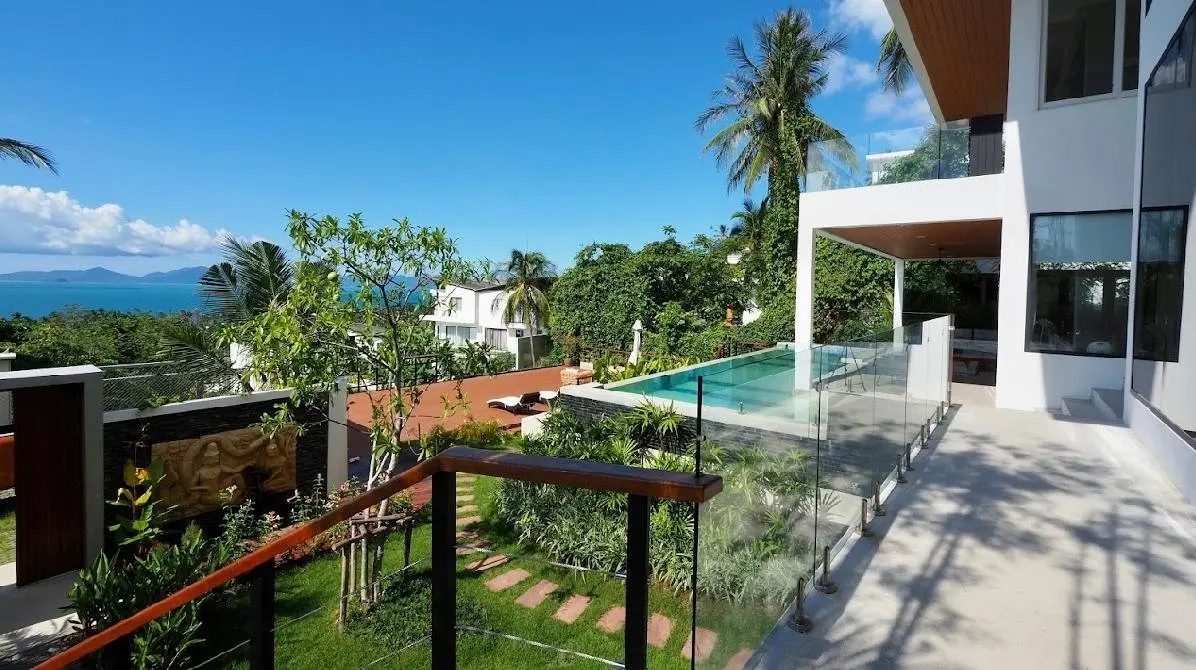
<box><xmin>198</xmin><ymin>474</ymin><xmax>778</xmax><ymax>669</ymax></box>
<box><xmin>0</xmin><ymin>500</ymin><xmax>13</xmax><ymax>565</ymax></box>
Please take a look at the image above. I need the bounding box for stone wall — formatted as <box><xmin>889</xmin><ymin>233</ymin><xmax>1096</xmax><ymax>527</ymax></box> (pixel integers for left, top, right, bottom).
<box><xmin>103</xmin><ymin>395</ymin><xmax>328</xmax><ymax>530</ymax></box>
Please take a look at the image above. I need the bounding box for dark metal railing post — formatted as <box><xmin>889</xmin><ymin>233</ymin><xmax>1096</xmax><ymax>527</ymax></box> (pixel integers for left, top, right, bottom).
<box><xmin>431</xmin><ymin>470</ymin><xmax>457</xmax><ymax>670</ymax></box>
<box><xmin>625</xmin><ymin>494</ymin><xmax>651</xmax><ymax>670</ymax></box>
<box><xmin>249</xmin><ymin>560</ymin><xmax>276</xmax><ymax>669</ymax></box>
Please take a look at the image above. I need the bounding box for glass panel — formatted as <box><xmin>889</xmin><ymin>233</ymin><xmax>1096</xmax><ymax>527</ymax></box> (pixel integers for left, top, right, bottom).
<box><xmin>1028</xmin><ymin>212</ymin><xmax>1132</xmax><ymax>356</ymax></box>
<box><xmin>803</xmin><ymin>126</ymin><xmax>972</xmax><ymax>192</ymax></box>
<box><xmin>1123</xmin><ymin>0</ymin><xmax>1141</xmax><ymax>90</ymax></box>
<box><xmin>1133</xmin><ymin>6</ymin><xmax>1196</xmax><ymax>442</ymax></box>
<box><xmin>1045</xmin><ymin>0</ymin><xmax>1117</xmax><ymax>102</ymax></box>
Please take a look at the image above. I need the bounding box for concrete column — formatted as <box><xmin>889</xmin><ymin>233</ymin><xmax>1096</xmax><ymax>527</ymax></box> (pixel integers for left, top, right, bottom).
<box><xmin>893</xmin><ymin>259</ymin><xmax>905</xmax><ymax>330</ymax></box>
<box><xmin>326</xmin><ymin>379</ymin><xmax>349</xmax><ymax>491</ymax></box>
<box><xmin>794</xmin><ymin>225</ymin><xmax>817</xmax><ymax>390</ymax></box>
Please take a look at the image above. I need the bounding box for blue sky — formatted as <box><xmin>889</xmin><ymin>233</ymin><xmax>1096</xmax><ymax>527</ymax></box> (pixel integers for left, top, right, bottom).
<box><xmin>0</xmin><ymin>0</ymin><xmax>928</xmax><ymax>275</ymax></box>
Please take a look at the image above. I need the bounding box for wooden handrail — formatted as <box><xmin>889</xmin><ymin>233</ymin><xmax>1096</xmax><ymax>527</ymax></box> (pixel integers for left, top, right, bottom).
<box><xmin>440</xmin><ymin>446</ymin><xmax>722</xmax><ymax>503</ymax></box>
<box><xmin>39</xmin><ymin>447</ymin><xmax>721</xmax><ymax>668</ymax></box>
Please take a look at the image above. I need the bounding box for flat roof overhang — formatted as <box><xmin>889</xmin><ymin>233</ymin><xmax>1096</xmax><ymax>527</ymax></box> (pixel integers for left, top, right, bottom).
<box><xmin>822</xmin><ymin>219</ymin><xmax>1002</xmax><ymax>260</ymax></box>
<box><xmin>886</xmin><ymin>0</ymin><xmax>1011</xmax><ymax>122</ymax></box>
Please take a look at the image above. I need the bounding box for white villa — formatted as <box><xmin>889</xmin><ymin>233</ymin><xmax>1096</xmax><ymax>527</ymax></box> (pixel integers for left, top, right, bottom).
<box><xmin>797</xmin><ymin>0</ymin><xmax>1196</xmax><ymax>504</ymax></box>
<box><xmin>422</xmin><ymin>280</ymin><xmax>543</xmax><ymax>354</ymax></box>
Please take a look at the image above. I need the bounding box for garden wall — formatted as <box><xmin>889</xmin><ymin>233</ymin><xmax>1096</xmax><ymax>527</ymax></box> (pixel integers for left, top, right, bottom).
<box><xmin>102</xmin><ymin>386</ymin><xmax>348</xmax><ymax>530</ymax></box>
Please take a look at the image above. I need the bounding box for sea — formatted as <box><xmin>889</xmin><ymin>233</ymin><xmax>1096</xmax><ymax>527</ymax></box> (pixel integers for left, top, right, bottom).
<box><xmin>0</xmin><ymin>282</ymin><xmax>204</xmax><ymax>318</ymax></box>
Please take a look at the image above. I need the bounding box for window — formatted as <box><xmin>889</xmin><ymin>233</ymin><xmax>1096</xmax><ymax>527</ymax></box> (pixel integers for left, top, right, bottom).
<box><xmin>443</xmin><ymin>325</ymin><xmax>474</xmax><ymax>346</ymax></box>
<box><xmin>1132</xmin><ymin>3</ymin><xmax>1196</xmax><ymax>440</ymax></box>
<box><xmin>447</xmin><ymin>297</ymin><xmax>463</xmax><ymax>314</ymax></box>
<box><xmin>484</xmin><ymin>327</ymin><xmax>507</xmax><ymax>350</ymax></box>
<box><xmin>1027</xmin><ymin>212</ymin><xmax>1132</xmax><ymax>356</ymax></box>
<box><xmin>1044</xmin><ymin>0</ymin><xmax>1141</xmax><ymax>102</ymax></box>
<box><xmin>1134</xmin><ymin>208</ymin><xmax>1188</xmax><ymax>361</ymax></box>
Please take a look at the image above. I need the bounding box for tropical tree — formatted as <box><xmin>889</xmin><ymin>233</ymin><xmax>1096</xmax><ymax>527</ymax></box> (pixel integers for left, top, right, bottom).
<box><xmin>728</xmin><ymin>198</ymin><xmax>767</xmax><ymax>240</ymax></box>
<box><xmin>696</xmin><ymin>9</ymin><xmax>848</xmax><ymax>303</ymax></box>
<box><xmin>469</xmin><ymin>257</ymin><xmax>503</xmax><ymax>283</ymax></box>
<box><xmin>1</xmin><ymin>138</ymin><xmax>57</xmax><ymax>173</ymax></box>
<box><xmin>877</xmin><ymin>28</ymin><xmax>914</xmax><ymax>95</ymax></box>
<box><xmin>498</xmin><ymin>250</ymin><xmax>556</xmax><ymax>332</ymax></box>
<box><xmin>159</xmin><ymin>239</ymin><xmax>297</xmax><ymax>390</ymax></box>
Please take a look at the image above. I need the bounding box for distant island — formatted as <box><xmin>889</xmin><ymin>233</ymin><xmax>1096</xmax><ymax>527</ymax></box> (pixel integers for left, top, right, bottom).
<box><xmin>0</xmin><ymin>266</ymin><xmax>208</xmax><ymax>284</ymax></box>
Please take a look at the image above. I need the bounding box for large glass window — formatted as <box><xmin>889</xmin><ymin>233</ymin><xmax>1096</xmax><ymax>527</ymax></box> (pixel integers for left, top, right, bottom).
<box><xmin>1133</xmin><ymin>3</ymin><xmax>1196</xmax><ymax>440</ymax></box>
<box><xmin>1028</xmin><ymin>212</ymin><xmax>1132</xmax><ymax>356</ymax></box>
<box><xmin>1044</xmin><ymin>0</ymin><xmax>1141</xmax><ymax>102</ymax></box>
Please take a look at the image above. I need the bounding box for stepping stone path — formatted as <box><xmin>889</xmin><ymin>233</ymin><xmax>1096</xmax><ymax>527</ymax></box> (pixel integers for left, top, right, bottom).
<box><xmin>596</xmin><ymin>606</ymin><xmax>625</xmax><ymax>633</ymax></box>
<box><xmin>647</xmin><ymin>613</ymin><xmax>673</xmax><ymax>648</ymax></box>
<box><xmin>456</xmin><ymin>494</ymin><xmax>474</xmax><ymax>503</ymax></box>
<box><xmin>485</xmin><ymin>568</ymin><xmax>531</xmax><ymax>592</ymax></box>
<box><xmin>456</xmin><ymin>530</ymin><xmax>479</xmax><ymax>541</ymax></box>
<box><xmin>516</xmin><ymin>580</ymin><xmax>558</xmax><ymax>609</ymax></box>
<box><xmin>680</xmin><ymin>628</ymin><xmax>718</xmax><ymax>663</ymax></box>
<box><xmin>458</xmin><ymin>504</ymin><xmax>479</xmax><ymax>514</ymax></box>
<box><xmin>723</xmin><ymin>649</ymin><xmax>753</xmax><ymax>670</ymax></box>
<box><xmin>553</xmin><ymin>594</ymin><xmax>591</xmax><ymax>624</ymax></box>
<box><xmin>456</xmin><ymin>515</ymin><xmax>482</xmax><ymax>527</ymax></box>
<box><xmin>466</xmin><ymin>554</ymin><xmax>508</xmax><ymax>571</ymax></box>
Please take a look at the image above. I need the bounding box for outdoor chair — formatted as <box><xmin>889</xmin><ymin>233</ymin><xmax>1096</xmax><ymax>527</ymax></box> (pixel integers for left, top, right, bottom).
<box><xmin>486</xmin><ymin>391</ymin><xmax>541</xmax><ymax>414</ymax></box>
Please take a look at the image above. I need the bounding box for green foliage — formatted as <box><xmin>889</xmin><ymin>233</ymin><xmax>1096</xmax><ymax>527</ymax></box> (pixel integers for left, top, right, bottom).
<box><xmin>592</xmin><ymin>352</ymin><xmax>696</xmax><ymax>384</ymax></box>
<box><xmin>623</xmin><ymin>400</ymin><xmax>684</xmax><ymax>454</ymax></box>
<box><xmin>877</xmin><ymin>126</ymin><xmax>969</xmax><ymax>185</ymax></box>
<box><xmin>218</xmin><ymin>498</ymin><xmax>279</xmax><ymax>558</ymax></box>
<box><xmin>548</xmin><ymin>244</ymin><xmax>650</xmax><ymax>350</ymax></box>
<box><xmin>288</xmin><ymin>473</ymin><xmax>330</xmax><ymax>525</ymax></box>
<box><xmin>813</xmin><ymin>236</ymin><xmax>894</xmax><ymax>342</ymax></box>
<box><xmin>498</xmin><ymin>249</ymin><xmax>556</xmax><ymax>331</ymax></box>
<box><xmin>347</xmin><ymin>574</ymin><xmax>486</xmax><ymax>648</ymax></box>
<box><xmin>1</xmin><ymin>308</ymin><xmax>189</xmax><ymax>368</ymax></box>
<box><xmin>107</xmin><ymin>460</ymin><xmax>173</xmax><ymax>550</ymax></box>
<box><xmin>69</xmin><ymin>524</ymin><xmax>232</xmax><ymax>668</ymax></box>
<box><xmin>452</xmin><ymin>419</ymin><xmax>508</xmax><ymax>448</ymax></box>
<box><xmin>495</xmin><ymin>408</ymin><xmax>817</xmax><ymax>603</ymax></box>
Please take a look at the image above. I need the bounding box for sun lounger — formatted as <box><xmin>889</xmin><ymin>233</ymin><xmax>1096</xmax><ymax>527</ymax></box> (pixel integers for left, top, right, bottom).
<box><xmin>486</xmin><ymin>391</ymin><xmax>541</xmax><ymax>414</ymax></box>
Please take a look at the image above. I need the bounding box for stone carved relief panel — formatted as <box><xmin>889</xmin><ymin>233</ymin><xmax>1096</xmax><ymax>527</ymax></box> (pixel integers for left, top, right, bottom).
<box><xmin>153</xmin><ymin>426</ymin><xmax>298</xmax><ymax>518</ymax></box>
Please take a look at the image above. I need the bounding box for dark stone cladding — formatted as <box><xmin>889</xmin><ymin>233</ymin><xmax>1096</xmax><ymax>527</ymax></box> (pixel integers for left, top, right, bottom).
<box><xmin>558</xmin><ymin>392</ymin><xmax>905</xmax><ymax>496</ymax></box>
<box><xmin>102</xmin><ymin>397</ymin><xmax>328</xmax><ymax>538</ymax></box>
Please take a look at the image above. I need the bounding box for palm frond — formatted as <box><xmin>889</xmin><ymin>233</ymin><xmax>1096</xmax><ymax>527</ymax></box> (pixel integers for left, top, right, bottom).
<box><xmin>0</xmin><ymin>138</ymin><xmax>57</xmax><ymax>174</ymax></box>
<box><xmin>877</xmin><ymin>28</ymin><xmax>914</xmax><ymax>95</ymax></box>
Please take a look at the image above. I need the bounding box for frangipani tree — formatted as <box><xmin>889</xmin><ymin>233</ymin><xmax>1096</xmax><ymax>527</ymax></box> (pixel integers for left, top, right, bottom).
<box><xmin>230</xmin><ymin>211</ymin><xmax>471</xmax><ymax>604</ymax></box>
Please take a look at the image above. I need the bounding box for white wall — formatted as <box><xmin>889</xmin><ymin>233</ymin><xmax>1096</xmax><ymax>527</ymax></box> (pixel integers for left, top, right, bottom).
<box><xmin>433</xmin><ymin>285</ymin><xmax>479</xmax><ymax>325</ymax></box>
<box><xmin>799</xmin><ymin>174</ymin><xmax>1005</xmax><ymax>231</ymax></box>
<box><xmin>995</xmin><ymin>0</ymin><xmax>1140</xmax><ymax>410</ymax></box>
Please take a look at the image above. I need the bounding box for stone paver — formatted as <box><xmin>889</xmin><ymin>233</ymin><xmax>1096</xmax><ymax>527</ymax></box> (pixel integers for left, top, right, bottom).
<box><xmin>456</xmin><ymin>494</ymin><xmax>474</xmax><ymax>503</ymax></box>
<box><xmin>457</xmin><ymin>504</ymin><xmax>479</xmax><ymax>514</ymax></box>
<box><xmin>596</xmin><ymin>606</ymin><xmax>625</xmax><ymax>633</ymax></box>
<box><xmin>455</xmin><ymin>515</ymin><xmax>481</xmax><ymax>527</ymax></box>
<box><xmin>456</xmin><ymin>530</ymin><xmax>479</xmax><ymax>541</ymax></box>
<box><xmin>466</xmin><ymin>554</ymin><xmax>508</xmax><ymax>571</ymax></box>
<box><xmin>553</xmin><ymin>594</ymin><xmax>591</xmax><ymax>624</ymax></box>
<box><xmin>723</xmin><ymin>649</ymin><xmax>753</xmax><ymax>670</ymax></box>
<box><xmin>647</xmin><ymin>613</ymin><xmax>673</xmax><ymax>648</ymax></box>
<box><xmin>485</xmin><ymin>568</ymin><xmax>531</xmax><ymax>592</ymax></box>
<box><xmin>456</xmin><ymin>544</ymin><xmax>487</xmax><ymax>556</ymax></box>
<box><xmin>515</xmin><ymin>580</ymin><xmax>558</xmax><ymax>609</ymax></box>
<box><xmin>680</xmin><ymin>628</ymin><xmax>718</xmax><ymax>662</ymax></box>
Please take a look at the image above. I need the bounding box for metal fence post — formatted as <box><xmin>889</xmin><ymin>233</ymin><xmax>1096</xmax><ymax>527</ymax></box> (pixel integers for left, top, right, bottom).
<box><xmin>249</xmin><ymin>560</ymin><xmax>276</xmax><ymax>669</ymax></box>
<box><xmin>431</xmin><ymin>470</ymin><xmax>457</xmax><ymax>670</ymax></box>
<box><xmin>625</xmin><ymin>494</ymin><xmax>650</xmax><ymax>670</ymax></box>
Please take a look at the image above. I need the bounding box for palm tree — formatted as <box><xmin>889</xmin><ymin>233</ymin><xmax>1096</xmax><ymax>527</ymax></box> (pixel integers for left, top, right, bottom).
<box><xmin>160</xmin><ymin>239</ymin><xmax>297</xmax><ymax>388</ymax></box>
<box><xmin>877</xmin><ymin>28</ymin><xmax>914</xmax><ymax>94</ymax></box>
<box><xmin>695</xmin><ymin>9</ymin><xmax>848</xmax><ymax>194</ymax></box>
<box><xmin>729</xmin><ymin>198</ymin><xmax>767</xmax><ymax>239</ymax></box>
<box><xmin>498</xmin><ymin>249</ymin><xmax>556</xmax><ymax>332</ymax></box>
<box><xmin>471</xmin><ymin>257</ymin><xmax>503</xmax><ymax>283</ymax></box>
<box><xmin>1</xmin><ymin>138</ymin><xmax>57</xmax><ymax>173</ymax></box>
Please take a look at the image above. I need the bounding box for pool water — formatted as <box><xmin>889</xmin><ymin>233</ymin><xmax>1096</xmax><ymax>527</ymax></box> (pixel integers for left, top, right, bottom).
<box><xmin>608</xmin><ymin>348</ymin><xmax>842</xmax><ymax>420</ymax></box>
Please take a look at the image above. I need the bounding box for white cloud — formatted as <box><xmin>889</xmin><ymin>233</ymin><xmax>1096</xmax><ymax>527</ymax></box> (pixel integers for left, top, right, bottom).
<box><xmin>0</xmin><ymin>185</ymin><xmax>230</xmax><ymax>257</ymax></box>
<box><xmin>823</xmin><ymin>52</ymin><xmax>878</xmax><ymax>95</ymax></box>
<box><xmin>865</xmin><ymin>89</ymin><xmax>932</xmax><ymax>125</ymax></box>
<box><xmin>828</xmin><ymin>0</ymin><xmax>893</xmax><ymax>40</ymax></box>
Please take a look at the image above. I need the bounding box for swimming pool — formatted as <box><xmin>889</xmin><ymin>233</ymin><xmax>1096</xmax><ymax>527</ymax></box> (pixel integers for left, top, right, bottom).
<box><xmin>606</xmin><ymin>347</ymin><xmax>844</xmax><ymax>420</ymax></box>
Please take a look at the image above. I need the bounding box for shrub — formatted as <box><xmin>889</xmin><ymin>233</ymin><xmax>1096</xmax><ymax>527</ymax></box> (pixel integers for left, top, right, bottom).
<box><xmin>218</xmin><ymin>499</ymin><xmax>277</xmax><ymax>558</ymax></box>
<box><xmin>487</xmin><ymin>351</ymin><xmax>516</xmax><ymax>374</ymax></box>
<box><xmin>453</xmin><ymin>419</ymin><xmax>507</xmax><ymax>448</ymax></box>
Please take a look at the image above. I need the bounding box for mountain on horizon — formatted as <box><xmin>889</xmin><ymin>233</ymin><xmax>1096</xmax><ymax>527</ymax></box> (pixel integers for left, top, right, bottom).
<box><xmin>0</xmin><ymin>266</ymin><xmax>208</xmax><ymax>284</ymax></box>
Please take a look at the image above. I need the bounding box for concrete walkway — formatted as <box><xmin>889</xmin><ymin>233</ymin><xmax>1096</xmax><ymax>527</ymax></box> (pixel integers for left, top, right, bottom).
<box><xmin>756</xmin><ymin>403</ymin><xmax>1196</xmax><ymax>669</ymax></box>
